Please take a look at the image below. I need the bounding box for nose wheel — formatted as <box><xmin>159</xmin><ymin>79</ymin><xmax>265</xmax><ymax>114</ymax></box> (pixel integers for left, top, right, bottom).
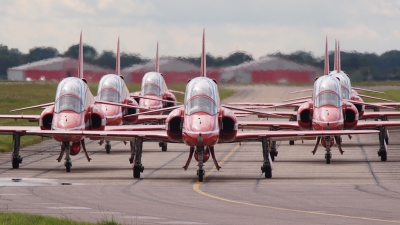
<box><xmin>105</xmin><ymin>140</ymin><xmax>111</xmax><ymax>154</ymax></box>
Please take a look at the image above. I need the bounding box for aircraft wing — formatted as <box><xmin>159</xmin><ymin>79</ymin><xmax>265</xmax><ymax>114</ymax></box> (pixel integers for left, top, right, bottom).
<box><xmin>168</xmin><ymin>89</ymin><xmax>185</xmax><ymax>95</ymax></box>
<box><xmin>10</xmin><ymin>102</ymin><xmax>54</xmax><ymax>112</ymax></box>
<box><xmin>257</xmin><ymin>111</ymin><xmax>296</xmax><ymax>118</ymax></box>
<box><xmin>132</xmin><ymin>115</ymin><xmax>169</xmax><ymax>123</ymax></box>
<box><xmin>238</xmin><ymin>121</ymin><xmax>299</xmax><ymax>130</ymax></box>
<box><xmin>105</xmin><ymin>124</ymin><xmax>165</xmax><ymax>131</ymax></box>
<box><xmin>362</xmin><ymin>111</ymin><xmax>400</xmax><ymax>119</ymax></box>
<box><xmin>288</xmin><ymin>88</ymin><xmax>313</xmax><ymax>94</ymax></box>
<box><xmin>0</xmin><ymin>115</ymin><xmax>40</xmax><ymax>122</ymax></box>
<box><xmin>26</xmin><ymin>130</ymin><xmax>171</xmax><ymax>142</ymax></box>
<box><xmin>352</xmin><ymin>87</ymin><xmax>385</xmax><ymax>94</ymax></box>
<box><xmin>356</xmin><ymin>120</ymin><xmax>400</xmax><ymax>129</ymax></box>
<box><xmin>229</xmin><ymin>129</ymin><xmax>379</xmax><ymax>143</ymax></box>
<box><xmin>0</xmin><ymin>126</ymin><xmax>45</xmax><ymax>135</ymax></box>
<box><xmin>125</xmin><ymin>105</ymin><xmax>182</xmax><ymax>118</ymax></box>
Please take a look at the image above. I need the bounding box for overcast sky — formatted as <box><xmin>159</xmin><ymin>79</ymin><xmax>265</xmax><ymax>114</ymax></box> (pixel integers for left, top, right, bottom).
<box><xmin>1</xmin><ymin>0</ymin><xmax>400</xmax><ymax>59</ymax></box>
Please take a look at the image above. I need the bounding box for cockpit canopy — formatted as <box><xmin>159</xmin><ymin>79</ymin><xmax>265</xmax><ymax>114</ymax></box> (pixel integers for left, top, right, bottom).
<box><xmin>55</xmin><ymin>77</ymin><xmax>86</xmax><ymax>113</ymax></box>
<box><xmin>97</xmin><ymin>74</ymin><xmax>123</xmax><ymax>103</ymax></box>
<box><xmin>329</xmin><ymin>71</ymin><xmax>351</xmax><ymax>99</ymax></box>
<box><xmin>313</xmin><ymin>76</ymin><xmax>342</xmax><ymax>108</ymax></box>
<box><xmin>141</xmin><ymin>72</ymin><xmax>167</xmax><ymax>96</ymax></box>
<box><xmin>185</xmin><ymin>77</ymin><xmax>219</xmax><ymax>115</ymax></box>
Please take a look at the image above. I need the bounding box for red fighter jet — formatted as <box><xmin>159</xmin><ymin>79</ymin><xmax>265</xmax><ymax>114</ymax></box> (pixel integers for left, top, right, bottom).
<box><xmin>128</xmin><ymin>42</ymin><xmax>182</xmax><ymax>152</ymax></box>
<box><xmin>95</xmin><ymin>38</ymin><xmax>174</xmax><ymax>154</ymax></box>
<box><xmin>0</xmin><ymin>32</ymin><xmax>162</xmax><ymax>172</ymax></box>
<box><xmin>26</xmin><ymin>30</ymin><xmax>379</xmax><ymax>181</ymax></box>
<box><xmin>226</xmin><ymin>37</ymin><xmax>400</xmax><ymax>163</ymax></box>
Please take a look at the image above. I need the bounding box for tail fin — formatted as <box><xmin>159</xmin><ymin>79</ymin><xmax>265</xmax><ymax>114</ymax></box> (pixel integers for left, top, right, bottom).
<box><xmin>155</xmin><ymin>42</ymin><xmax>159</xmax><ymax>72</ymax></box>
<box><xmin>324</xmin><ymin>36</ymin><xmax>329</xmax><ymax>75</ymax></box>
<box><xmin>78</xmin><ymin>31</ymin><xmax>83</xmax><ymax>79</ymax></box>
<box><xmin>116</xmin><ymin>37</ymin><xmax>121</xmax><ymax>75</ymax></box>
<box><xmin>337</xmin><ymin>40</ymin><xmax>341</xmax><ymax>73</ymax></box>
<box><xmin>333</xmin><ymin>39</ymin><xmax>337</xmax><ymax>71</ymax></box>
<box><xmin>201</xmin><ymin>29</ymin><xmax>206</xmax><ymax>77</ymax></box>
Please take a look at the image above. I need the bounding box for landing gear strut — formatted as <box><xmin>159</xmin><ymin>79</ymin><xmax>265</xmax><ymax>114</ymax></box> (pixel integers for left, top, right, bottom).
<box><xmin>105</xmin><ymin>140</ymin><xmax>111</xmax><ymax>154</ymax></box>
<box><xmin>377</xmin><ymin>126</ymin><xmax>387</xmax><ymax>161</ymax></box>
<box><xmin>62</xmin><ymin>141</ymin><xmax>72</xmax><ymax>172</ymax></box>
<box><xmin>261</xmin><ymin>137</ymin><xmax>273</xmax><ymax>178</ymax></box>
<box><xmin>129</xmin><ymin>138</ymin><xmax>136</xmax><ymax>164</ymax></box>
<box><xmin>325</xmin><ymin>136</ymin><xmax>331</xmax><ymax>164</ymax></box>
<box><xmin>133</xmin><ymin>137</ymin><xmax>144</xmax><ymax>178</ymax></box>
<box><xmin>11</xmin><ymin>133</ymin><xmax>23</xmax><ymax>169</ymax></box>
<box><xmin>269</xmin><ymin>127</ymin><xmax>278</xmax><ymax>161</ymax></box>
<box><xmin>196</xmin><ymin>146</ymin><xmax>205</xmax><ymax>182</ymax></box>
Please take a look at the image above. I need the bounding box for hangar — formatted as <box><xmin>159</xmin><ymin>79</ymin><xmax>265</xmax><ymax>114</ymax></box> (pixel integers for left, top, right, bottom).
<box><xmin>122</xmin><ymin>58</ymin><xmax>221</xmax><ymax>84</ymax></box>
<box><xmin>220</xmin><ymin>57</ymin><xmax>322</xmax><ymax>84</ymax></box>
<box><xmin>7</xmin><ymin>57</ymin><xmax>113</xmax><ymax>82</ymax></box>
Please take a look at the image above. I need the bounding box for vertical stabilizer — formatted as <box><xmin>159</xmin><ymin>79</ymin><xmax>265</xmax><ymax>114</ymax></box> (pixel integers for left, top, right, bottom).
<box><xmin>337</xmin><ymin>40</ymin><xmax>341</xmax><ymax>73</ymax></box>
<box><xmin>324</xmin><ymin>36</ymin><xmax>329</xmax><ymax>75</ymax></box>
<box><xmin>155</xmin><ymin>42</ymin><xmax>159</xmax><ymax>72</ymax></box>
<box><xmin>78</xmin><ymin>31</ymin><xmax>83</xmax><ymax>79</ymax></box>
<box><xmin>201</xmin><ymin>29</ymin><xmax>206</xmax><ymax>77</ymax></box>
<box><xmin>116</xmin><ymin>37</ymin><xmax>121</xmax><ymax>75</ymax></box>
<box><xmin>334</xmin><ymin>39</ymin><xmax>337</xmax><ymax>71</ymax></box>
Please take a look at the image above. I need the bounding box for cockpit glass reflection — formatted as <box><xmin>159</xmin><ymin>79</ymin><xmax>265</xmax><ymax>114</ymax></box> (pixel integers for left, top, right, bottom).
<box><xmin>98</xmin><ymin>75</ymin><xmax>122</xmax><ymax>102</ymax></box>
<box><xmin>185</xmin><ymin>77</ymin><xmax>218</xmax><ymax>115</ymax></box>
<box><xmin>314</xmin><ymin>76</ymin><xmax>342</xmax><ymax>107</ymax></box>
<box><xmin>141</xmin><ymin>72</ymin><xmax>163</xmax><ymax>96</ymax></box>
<box><xmin>55</xmin><ymin>78</ymin><xmax>85</xmax><ymax>113</ymax></box>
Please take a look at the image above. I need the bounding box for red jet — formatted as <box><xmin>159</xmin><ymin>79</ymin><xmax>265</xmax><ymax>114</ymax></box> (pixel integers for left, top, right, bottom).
<box><xmin>23</xmin><ymin>30</ymin><xmax>378</xmax><ymax>182</ymax></box>
<box><xmin>0</xmin><ymin>33</ymin><xmax>163</xmax><ymax>172</ymax></box>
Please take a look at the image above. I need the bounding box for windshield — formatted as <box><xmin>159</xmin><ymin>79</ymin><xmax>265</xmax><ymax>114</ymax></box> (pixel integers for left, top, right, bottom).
<box><xmin>97</xmin><ymin>74</ymin><xmax>122</xmax><ymax>102</ymax></box>
<box><xmin>315</xmin><ymin>91</ymin><xmax>341</xmax><ymax>107</ymax></box>
<box><xmin>185</xmin><ymin>77</ymin><xmax>219</xmax><ymax>115</ymax></box>
<box><xmin>314</xmin><ymin>76</ymin><xmax>341</xmax><ymax>107</ymax></box>
<box><xmin>141</xmin><ymin>72</ymin><xmax>165</xmax><ymax>96</ymax></box>
<box><xmin>55</xmin><ymin>77</ymin><xmax>85</xmax><ymax>113</ymax></box>
<box><xmin>330</xmin><ymin>72</ymin><xmax>351</xmax><ymax>99</ymax></box>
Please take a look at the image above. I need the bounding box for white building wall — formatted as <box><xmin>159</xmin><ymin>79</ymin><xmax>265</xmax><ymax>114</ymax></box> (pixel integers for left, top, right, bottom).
<box><xmin>7</xmin><ymin>70</ymin><xmax>24</xmax><ymax>81</ymax></box>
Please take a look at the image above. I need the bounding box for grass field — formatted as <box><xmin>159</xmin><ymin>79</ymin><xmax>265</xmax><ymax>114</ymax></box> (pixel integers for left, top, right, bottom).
<box><xmin>0</xmin><ymin>212</ymin><xmax>119</xmax><ymax>225</ymax></box>
<box><xmin>0</xmin><ymin>81</ymin><xmax>234</xmax><ymax>152</ymax></box>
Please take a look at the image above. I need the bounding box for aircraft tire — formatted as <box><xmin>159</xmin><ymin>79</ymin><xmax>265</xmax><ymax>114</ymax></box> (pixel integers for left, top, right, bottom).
<box><xmin>105</xmin><ymin>145</ymin><xmax>111</xmax><ymax>154</ymax></box>
<box><xmin>65</xmin><ymin>162</ymin><xmax>71</xmax><ymax>172</ymax></box>
<box><xmin>133</xmin><ymin>166</ymin><xmax>141</xmax><ymax>178</ymax></box>
<box><xmin>289</xmin><ymin>140</ymin><xmax>294</xmax><ymax>145</ymax></box>
<box><xmin>198</xmin><ymin>169</ymin><xmax>204</xmax><ymax>182</ymax></box>
<box><xmin>12</xmin><ymin>158</ymin><xmax>19</xmax><ymax>169</ymax></box>
<box><xmin>381</xmin><ymin>152</ymin><xmax>387</xmax><ymax>162</ymax></box>
<box><xmin>264</xmin><ymin>167</ymin><xmax>272</xmax><ymax>178</ymax></box>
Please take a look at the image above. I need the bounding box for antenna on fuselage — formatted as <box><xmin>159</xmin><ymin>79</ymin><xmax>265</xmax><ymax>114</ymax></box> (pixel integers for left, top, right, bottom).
<box><xmin>116</xmin><ymin>36</ymin><xmax>121</xmax><ymax>75</ymax></box>
<box><xmin>155</xmin><ymin>42</ymin><xmax>159</xmax><ymax>73</ymax></box>
<box><xmin>324</xmin><ymin>36</ymin><xmax>329</xmax><ymax>75</ymax></box>
<box><xmin>201</xmin><ymin>29</ymin><xmax>206</xmax><ymax>77</ymax></box>
<box><xmin>78</xmin><ymin>31</ymin><xmax>84</xmax><ymax>79</ymax></box>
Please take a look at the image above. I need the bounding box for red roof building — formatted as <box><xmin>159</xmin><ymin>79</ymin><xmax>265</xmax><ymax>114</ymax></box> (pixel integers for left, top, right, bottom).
<box><xmin>7</xmin><ymin>57</ymin><xmax>113</xmax><ymax>82</ymax></box>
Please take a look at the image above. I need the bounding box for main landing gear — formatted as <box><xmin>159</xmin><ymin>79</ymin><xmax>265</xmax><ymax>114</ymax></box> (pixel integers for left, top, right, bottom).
<box><xmin>105</xmin><ymin>140</ymin><xmax>111</xmax><ymax>154</ymax></box>
<box><xmin>377</xmin><ymin>126</ymin><xmax>388</xmax><ymax>161</ymax></box>
<box><xmin>132</xmin><ymin>137</ymin><xmax>144</xmax><ymax>178</ymax></box>
<box><xmin>261</xmin><ymin>137</ymin><xmax>273</xmax><ymax>178</ymax></box>
<box><xmin>269</xmin><ymin>127</ymin><xmax>278</xmax><ymax>161</ymax></box>
<box><xmin>11</xmin><ymin>133</ymin><xmax>23</xmax><ymax>169</ymax></box>
<box><xmin>159</xmin><ymin>142</ymin><xmax>167</xmax><ymax>151</ymax></box>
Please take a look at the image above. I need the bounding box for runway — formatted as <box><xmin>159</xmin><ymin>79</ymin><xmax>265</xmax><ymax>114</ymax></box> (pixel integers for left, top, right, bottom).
<box><xmin>1</xmin><ymin>84</ymin><xmax>400</xmax><ymax>225</ymax></box>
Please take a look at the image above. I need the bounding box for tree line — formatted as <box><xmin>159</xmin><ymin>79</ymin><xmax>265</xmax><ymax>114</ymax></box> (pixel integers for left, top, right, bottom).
<box><xmin>1</xmin><ymin>43</ymin><xmax>400</xmax><ymax>82</ymax></box>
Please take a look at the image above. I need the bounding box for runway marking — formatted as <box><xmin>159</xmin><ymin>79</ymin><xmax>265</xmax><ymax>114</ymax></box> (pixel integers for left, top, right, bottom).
<box><xmin>193</xmin><ymin>143</ymin><xmax>400</xmax><ymax>224</ymax></box>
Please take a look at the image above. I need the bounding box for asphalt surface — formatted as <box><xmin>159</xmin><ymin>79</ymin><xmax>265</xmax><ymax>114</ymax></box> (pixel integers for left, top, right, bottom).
<box><xmin>1</xmin><ymin>84</ymin><xmax>400</xmax><ymax>225</ymax></box>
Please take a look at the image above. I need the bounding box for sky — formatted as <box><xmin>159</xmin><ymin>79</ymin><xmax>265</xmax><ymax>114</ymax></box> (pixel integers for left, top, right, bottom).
<box><xmin>1</xmin><ymin>0</ymin><xmax>400</xmax><ymax>59</ymax></box>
